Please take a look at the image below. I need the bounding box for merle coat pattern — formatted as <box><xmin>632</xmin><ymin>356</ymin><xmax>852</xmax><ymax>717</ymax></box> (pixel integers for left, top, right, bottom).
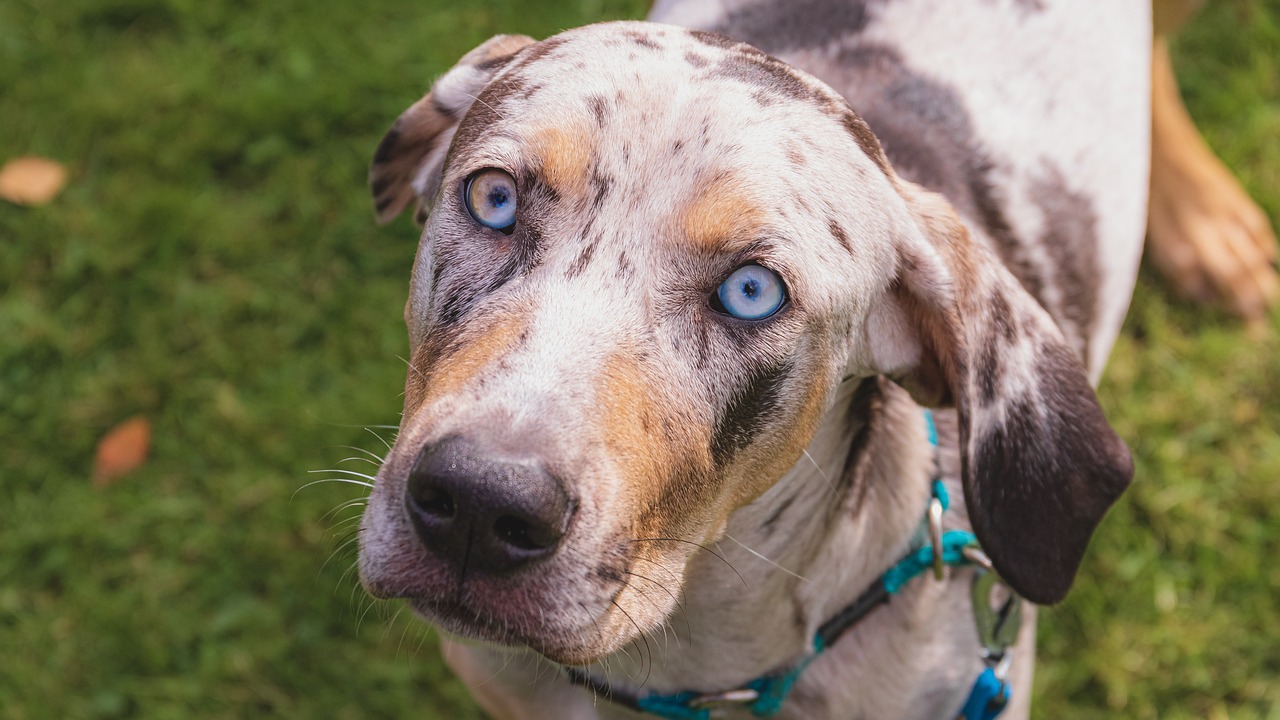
<box><xmin>358</xmin><ymin>3</ymin><xmax>1148</xmax><ymax>718</ymax></box>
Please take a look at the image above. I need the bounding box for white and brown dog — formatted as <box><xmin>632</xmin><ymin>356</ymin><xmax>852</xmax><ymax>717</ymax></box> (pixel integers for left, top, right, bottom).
<box><xmin>356</xmin><ymin>2</ymin><xmax>1246</xmax><ymax>718</ymax></box>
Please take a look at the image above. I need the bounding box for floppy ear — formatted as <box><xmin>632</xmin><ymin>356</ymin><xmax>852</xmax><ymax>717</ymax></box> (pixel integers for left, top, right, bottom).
<box><xmin>369</xmin><ymin>34</ymin><xmax>535</xmax><ymax>225</ymax></box>
<box><xmin>869</xmin><ymin>182</ymin><xmax>1134</xmax><ymax>604</ymax></box>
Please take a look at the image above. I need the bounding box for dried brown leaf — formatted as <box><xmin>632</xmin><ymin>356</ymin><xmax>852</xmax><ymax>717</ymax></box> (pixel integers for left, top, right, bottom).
<box><xmin>92</xmin><ymin>417</ymin><xmax>151</xmax><ymax>487</ymax></box>
<box><xmin>0</xmin><ymin>156</ymin><xmax>68</xmax><ymax>206</ymax></box>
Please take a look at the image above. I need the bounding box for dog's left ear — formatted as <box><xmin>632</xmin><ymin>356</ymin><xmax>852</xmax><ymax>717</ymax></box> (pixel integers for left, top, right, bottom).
<box><xmin>865</xmin><ymin>182</ymin><xmax>1133</xmax><ymax>605</ymax></box>
<box><xmin>369</xmin><ymin>34</ymin><xmax>536</xmax><ymax>225</ymax></box>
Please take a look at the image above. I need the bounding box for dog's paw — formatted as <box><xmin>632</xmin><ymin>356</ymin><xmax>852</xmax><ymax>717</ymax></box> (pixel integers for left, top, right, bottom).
<box><xmin>1147</xmin><ymin>148</ymin><xmax>1279</xmax><ymax>324</ymax></box>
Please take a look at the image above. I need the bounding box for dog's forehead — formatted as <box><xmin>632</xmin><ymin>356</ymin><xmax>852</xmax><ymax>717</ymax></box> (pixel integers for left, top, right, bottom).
<box><xmin>460</xmin><ymin>23</ymin><xmax>887</xmax><ymax>191</ymax></box>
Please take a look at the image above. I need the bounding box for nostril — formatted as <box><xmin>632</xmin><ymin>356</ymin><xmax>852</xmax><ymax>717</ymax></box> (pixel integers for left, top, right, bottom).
<box><xmin>494</xmin><ymin>515</ymin><xmax>557</xmax><ymax>552</ymax></box>
<box><xmin>417</xmin><ymin>487</ymin><xmax>456</xmax><ymax>519</ymax></box>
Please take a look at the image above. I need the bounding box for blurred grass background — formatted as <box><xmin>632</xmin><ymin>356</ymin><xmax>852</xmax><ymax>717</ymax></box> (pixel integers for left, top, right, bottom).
<box><xmin>1</xmin><ymin>0</ymin><xmax>1277</xmax><ymax>717</ymax></box>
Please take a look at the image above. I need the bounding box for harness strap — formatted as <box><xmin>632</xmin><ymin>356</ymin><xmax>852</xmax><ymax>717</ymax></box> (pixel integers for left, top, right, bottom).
<box><xmin>959</xmin><ymin>667</ymin><xmax>1010</xmax><ymax>720</ymax></box>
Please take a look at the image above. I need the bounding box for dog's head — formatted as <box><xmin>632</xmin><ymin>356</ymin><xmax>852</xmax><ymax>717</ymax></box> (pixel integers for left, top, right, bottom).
<box><xmin>358</xmin><ymin>22</ymin><xmax>1132</xmax><ymax>664</ymax></box>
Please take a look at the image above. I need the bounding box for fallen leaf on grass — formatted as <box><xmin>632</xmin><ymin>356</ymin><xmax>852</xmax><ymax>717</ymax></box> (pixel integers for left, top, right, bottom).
<box><xmin>92</xmin><ymin>417</ymin><xmax>151</xmax><ymax>487</ymax></box>
<box><xmin>0</xmin><ymin>156</ymin><xmax>67</xmax><ymax>206</ymax></box>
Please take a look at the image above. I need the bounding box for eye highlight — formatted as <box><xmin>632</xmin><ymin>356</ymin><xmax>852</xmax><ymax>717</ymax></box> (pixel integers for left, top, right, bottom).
<box><xmin>714</xmin><ymin>264</ymin><xmax>786</xmax><ymax>320</ymax></box>
<box><xmin>464</xmin><ymin>169</ymin><xmax>518</xmax><ymax>233</ymax></box>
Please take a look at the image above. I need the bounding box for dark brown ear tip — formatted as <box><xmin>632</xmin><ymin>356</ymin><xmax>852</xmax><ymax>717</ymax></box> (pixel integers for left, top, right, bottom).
<box><xmin>371</xmin><ymin>124</ymin><xmax>403</xmax><ymax>166</ymax></box>
<box><xmin>965</xmin><ymin>387</ymin><xmax>1135</xmax><ymax>606</ymax></box>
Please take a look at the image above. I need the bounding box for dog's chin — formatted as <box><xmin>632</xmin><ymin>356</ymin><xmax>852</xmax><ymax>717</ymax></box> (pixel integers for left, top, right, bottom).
<box><xmin>408</xmin><ymin>596</ymin><xmax>650</xmax><ymax>666</ymax></box>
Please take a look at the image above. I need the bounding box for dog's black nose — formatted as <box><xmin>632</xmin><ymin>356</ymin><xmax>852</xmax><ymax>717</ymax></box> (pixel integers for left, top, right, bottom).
<box><xmin>405</xmin><ymin>437</ymin><xmax>573</xmax><ymax>575</ymax></box>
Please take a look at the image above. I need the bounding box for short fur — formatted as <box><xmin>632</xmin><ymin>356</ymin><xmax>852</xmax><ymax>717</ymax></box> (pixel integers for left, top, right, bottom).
<box><xmin>358</xmin><ymin>3</ymin><xmax>1149</xmax><ymax>718</ymax></box>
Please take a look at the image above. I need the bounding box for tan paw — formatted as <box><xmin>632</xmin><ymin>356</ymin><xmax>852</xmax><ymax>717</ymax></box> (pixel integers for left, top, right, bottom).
<box><xmin>1147</xmin><ymin>155</ymin><xmax>1279</xmax><ymax>323</ymax></box>
<box><xmin>1147</xmin><ymin>39</ymin><xmax>1279</xmax><ymax>324</ymax></box>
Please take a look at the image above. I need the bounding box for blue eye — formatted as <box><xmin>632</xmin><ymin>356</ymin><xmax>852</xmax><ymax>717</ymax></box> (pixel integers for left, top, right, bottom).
<box><xmin>715</xmin><ymin>264</ymin><xmax>786</xmax><ymax>320</ymax></box>
<box><xmin>464</xmin><ymin>169</ymin><xmax>518</xmax><ymax>233</ymax></box>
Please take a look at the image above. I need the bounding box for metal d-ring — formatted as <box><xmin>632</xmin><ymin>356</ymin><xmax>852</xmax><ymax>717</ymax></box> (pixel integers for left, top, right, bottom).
<box><xmin>928</xmin><ymin>495</ymin><xmax>945</xmax><ymax>580</ymax></box>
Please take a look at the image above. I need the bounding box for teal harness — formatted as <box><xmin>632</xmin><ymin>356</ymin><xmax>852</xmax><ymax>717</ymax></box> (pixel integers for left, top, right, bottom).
<box><xmin>562</xmin><ymin>411</ymin><xmax>1023</xmax><ymax>720</ymax></box>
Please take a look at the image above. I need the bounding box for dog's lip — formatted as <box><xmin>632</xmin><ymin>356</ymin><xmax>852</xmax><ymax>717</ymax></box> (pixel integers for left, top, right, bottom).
<box><xmin>407</xmin><ymin>596</ymin><xmax>607</xmax><ymax>664</ymax></box>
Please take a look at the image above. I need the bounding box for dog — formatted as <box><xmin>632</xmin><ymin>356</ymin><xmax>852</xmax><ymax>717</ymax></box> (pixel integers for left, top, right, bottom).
<box><xmin>357</xmin><ymin>2</ymin><xmax>1161</xmax><ymax>717</ymax></box>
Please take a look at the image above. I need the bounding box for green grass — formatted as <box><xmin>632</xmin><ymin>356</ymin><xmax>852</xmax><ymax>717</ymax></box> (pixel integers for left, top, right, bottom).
<box><xmin>0</xmin><ymin>0</ymin><xmax>1276</xmax><ymax>717</ymax></box>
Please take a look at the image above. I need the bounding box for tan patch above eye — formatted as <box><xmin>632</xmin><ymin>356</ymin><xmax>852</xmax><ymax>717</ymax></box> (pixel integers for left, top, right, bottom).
<box><xmin>530</xmin><ymin>125</ymin><xmax>592</xmax><ymax>198</ymax></box>
<box><xmin>679</xmin><ymin>172</ymin><xmax>765</xmax><ymax>251</ymax></box>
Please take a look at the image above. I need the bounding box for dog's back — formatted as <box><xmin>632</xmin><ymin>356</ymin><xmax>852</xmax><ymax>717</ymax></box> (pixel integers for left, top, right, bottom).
<box><xmin>652</xmin><ymin>0</ymin><xmax>1151</xmax><ymax>375</ymax></box>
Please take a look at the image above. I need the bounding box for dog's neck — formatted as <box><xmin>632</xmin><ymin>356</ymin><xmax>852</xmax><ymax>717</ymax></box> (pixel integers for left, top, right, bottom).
<box><xmin>585</xmin><ymin>377</ymin><xmax>942</xmax><ymax>694</ymax></box>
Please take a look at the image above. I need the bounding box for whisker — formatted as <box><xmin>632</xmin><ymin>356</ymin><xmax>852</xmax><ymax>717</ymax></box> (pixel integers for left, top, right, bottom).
<box><xmin>308</xmin><ymin>467</ymin><xmax>377</xmax><ymax>482</ymax></box>
<box><xmin>355</xmin><ymin>594</ymin><xmax>379</xmax><ymax>635</ymax></box>
<box><xmin>629</xmin><ymin>537</ymin><xmax>748</xmax><ymax>589</ymax></box>
<box><xmin>293</xmin><ymin>477</ymin><xmax>373</xmax><ymax>499</ymax></box>
<box><xmin>721</xmin><ymin>533</ymin><xmax>811</xmax><ymax>583</ymax></box>
<box><xmin>397</xmin><ymin>354</ymin><xmax>430</xmax><ymax>385</ymax></box>
<box><xmin>338</xmin><ymin>455</ymin><xmax>382</xmax><ymax>468</ymax></box>
<box><xmin>470</xmin><ymin>644</ymin><xmax>517</xmax><ymax>691</ymax></box>
<box><xmin>622</xmin><ymin>569</ymin><xmax>691</xmax><ymax>644</ymax></box>
<box><xmin>609</xmin><ymin>600</ymin><xmax>652</xmax><ymax>689</ymax></box>
<box><xmin>387</xmin><ymin>605</ymin><xmax>407</xmax><ymax>643</ymax></box>
<box><xmin>321</xmin><ymin>498</ymin><xmax>367</xmax><ymax>522</ymax></box>
<box><xmin>334</xmin><ymin>445</ymin><xmax>387</xmax><ymax>464</ymax></box>
<box><xmin>802</xmin><ymin>449</ymin><xmax>837</xmax><ymax>495</ymax></box>
<box><xmin>619</xmin><ymin>579</ymin><xmax>668</xmax><ymax>651</ymax></box>
<box><xmin>365</xmin><ymin>427</ymin><xmax>395</xmax><ymax>452</ymax></box>
<box><xmin>319</xmin><ymin>534</ymin><xmax>361</xmax><ymax>575</ymax></box>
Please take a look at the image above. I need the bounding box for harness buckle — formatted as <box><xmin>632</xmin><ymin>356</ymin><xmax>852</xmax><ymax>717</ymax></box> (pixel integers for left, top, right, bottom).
<box><xmin>970</xmin><ymin>568</ymin><xmax>1023</xmax><ymax>664</ymax></box>
<box><xmin>687</xmin><ymin>688</ymin><xmax>760</xmax><ymax>709</ymax></box>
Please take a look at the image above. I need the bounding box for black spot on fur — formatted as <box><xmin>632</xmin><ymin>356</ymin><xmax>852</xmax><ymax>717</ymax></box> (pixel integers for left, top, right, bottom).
<box><xmin>711</xmin><ymin>360</ymin><xmax>794</xmax><ymax>465</ymax></box>
<box><xmin>828</xmin><ymin>218</ymin><xmax>853</xmax><ymax>254</ymax></box>
<box><xmin>448</xmin><ymin>70</ymin><xmax>528</xmax><ymax>156</ymax></box>
<box><xmin>838</xmin><ymin>377</ymin><xmax>883</xmax><ymax>508</ymax></box>
<box><xmin>516</xmin><ymin>82</ymin><xmax>544</xmax><ymax>101</ymax></box>
<box><xmin>830</xmin><ymin>44</ymin><xmax>1044</xmax><ymax>303</ymax></box>
<box><xmin>713</xmin><ymin>54</ymin><xmax>825</xmax><ymax>107</ymax></box>
<box><xmin>990</xmin><ymin>293</ymin><xmax>1017</xmax><ymax>342</ymax></box>
<box><xmin>750</xmin><ymin>90</ymin><xmax>777</xmax><ymax>107</ymax></box>
<box><xmin>586</xmin><ymin>94</ymin><xmax>609</xmax><ymax>127</ymax></box>
<box><xmin>710</xmin><ymin>0</ymin><xmax>883</xmax><ymax>54</ymax></box>
<box><xmin>976</xmin><ymin>334</ymin><xmax>1001</xmax><ymax>407</ymax></box>
<box><xmin>513</xmin><ymin>35</ymin><xmax>567</xmax><ymax>67</ymax></box>
<box><xmin>1030</xmin><ymin>163</ymin><xmax>1100</xmax><ymax>360</ymax></box>
<box><xmin>684</xmin><ymin>50</ymin><xmax>710</xmax><ymax>68</ymax></box>
<box><xmin>622</xmin><ymin>29</ymin><xmax>662</xmax><ymax>50</ymax></box>
<box><xmin>587</xmin><ymin>166</ymin><xmax>614</xmax><ymax>213</ymax></box>
<box><xmin>566</xmin><ymin>237</ymin><xmax>599</xmax><ymax>279</ymax></box>
<box><xmin>615</xmin><ymin>250</ymin><xmax>635</xmax><ymax>280</ymax></box>
<box><xmin>689</xmin><ymin>29</ymin><xmax>742</xmax><ymax>51</ymax></box>
<box><xmin>839</xmin><ymin>111</ymin><xmax>889</xmax><ymax>175</ymax></box>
